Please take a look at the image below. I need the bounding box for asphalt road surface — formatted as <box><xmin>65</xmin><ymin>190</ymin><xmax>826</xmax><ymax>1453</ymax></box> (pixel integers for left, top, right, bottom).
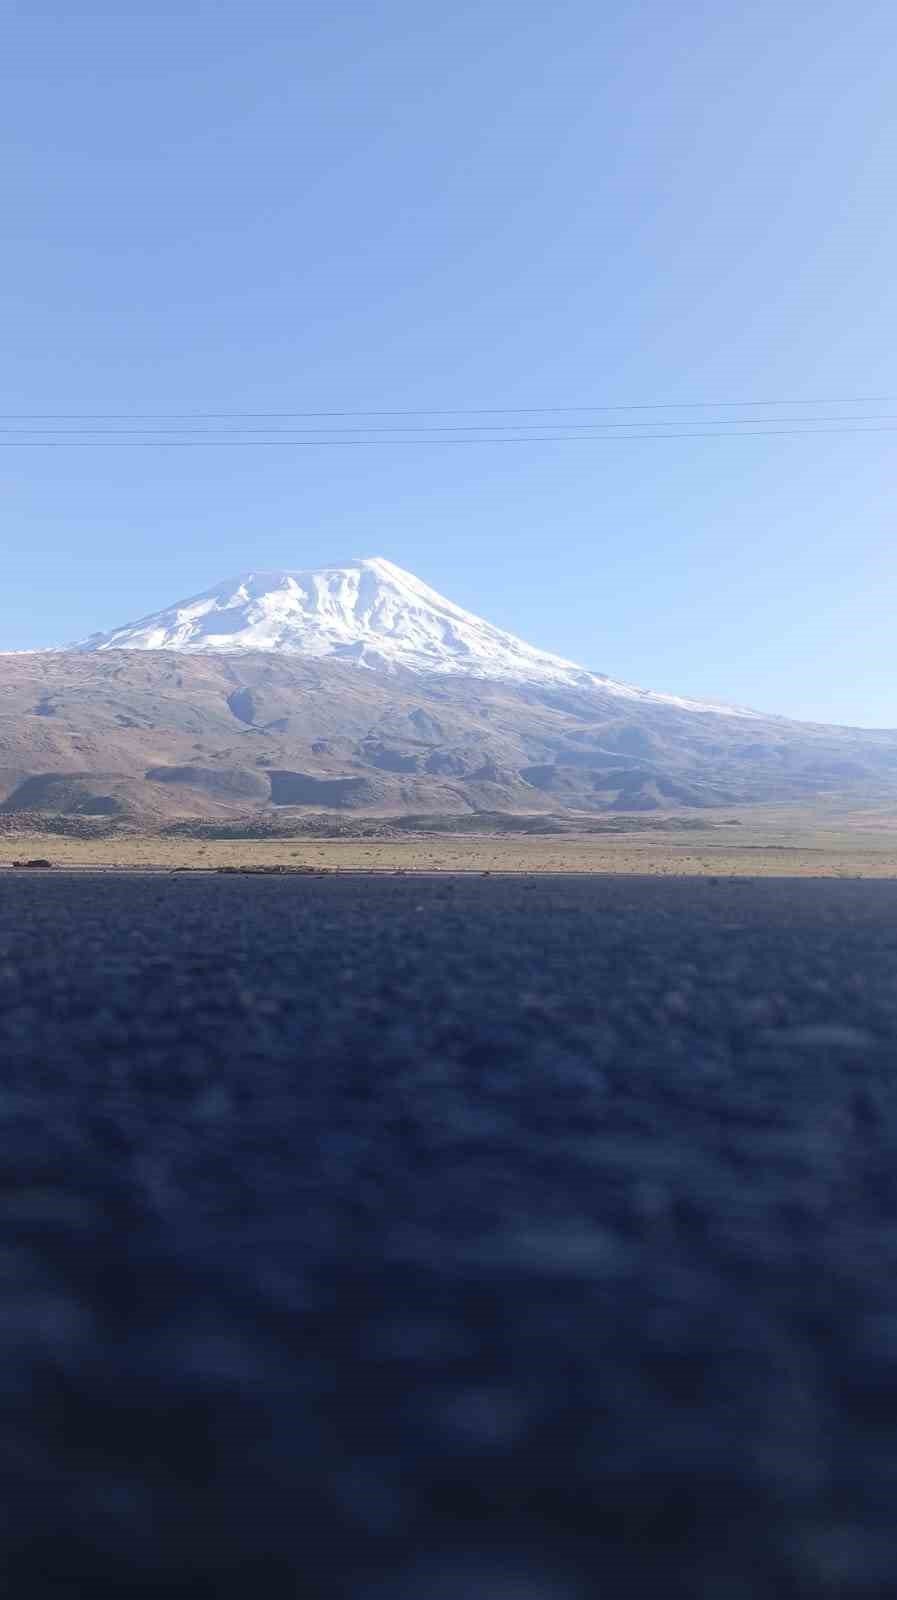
<box><xmin>4</xmin><ymin>869</ymin><xmax>897</xmax><ymax>1598</ymax></box>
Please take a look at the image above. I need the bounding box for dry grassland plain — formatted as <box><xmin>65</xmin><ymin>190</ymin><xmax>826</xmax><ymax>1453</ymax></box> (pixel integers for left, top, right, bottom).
<box><xmin>3</xmin><ymin>803</ymin><xmax>897</xmax><ymax>876</ymax></box>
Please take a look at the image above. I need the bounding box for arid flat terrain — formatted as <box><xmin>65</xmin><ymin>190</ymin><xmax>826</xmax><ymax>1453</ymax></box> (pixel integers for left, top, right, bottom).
<box><xmin>3</xmin><ymin>802</ymin><xmax>897</xmax><ymax>876</ymax></box>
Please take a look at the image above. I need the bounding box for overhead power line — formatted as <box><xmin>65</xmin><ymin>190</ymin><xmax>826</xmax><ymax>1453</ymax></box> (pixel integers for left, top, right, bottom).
<box><xmin>3</xmin><ymin>412</ymin><xmax>897</xmax><ymax>435</ymax></box>
<box><xmin>4</xmin><ymin>423</ymin><xmax>897</xmax><ymax>445</ymax></box>
<box><xmin>0</xmin><ymin>396</ymin><xmax>892</xmax><ymax>420</ymax></box>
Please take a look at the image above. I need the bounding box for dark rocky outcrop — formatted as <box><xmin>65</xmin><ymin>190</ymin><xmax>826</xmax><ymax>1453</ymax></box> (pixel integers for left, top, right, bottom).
<box><xmin>226</xmin><ymin>687</ymin><xmax>256</xmax><ymax>725</ymax></box>
<box><xmin>268</xmin><ymin>772</ymin><xmax>382</xmax><ymax>808</ymax></box>
<box><xmin>145</xmin><ymin>765</ymin><xmax>269</xmax><ymax>800</ymax></box>
<box><xmin>360</xmin><ymin>742</ymin><xmax>424</xmax><ymax>774</ymax></box>
<box><xmin>0</xmin><ymin>775</ymin><xmax>128</xmax><ymax>817</ymax></box>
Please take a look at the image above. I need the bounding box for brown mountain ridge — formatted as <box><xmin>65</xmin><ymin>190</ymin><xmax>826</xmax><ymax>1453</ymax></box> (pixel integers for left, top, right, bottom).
<box><xmin>3</xmin><ymin>650</ymin><xmax>897</xmax><ymax>827</ymax></box>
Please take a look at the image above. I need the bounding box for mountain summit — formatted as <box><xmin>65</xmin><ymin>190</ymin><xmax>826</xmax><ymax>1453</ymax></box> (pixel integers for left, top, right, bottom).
<box><xmin>77</xmin><ymin>557</ymin><xmax>592</xmax><ymax>685</ymax></box>
<box><xmin>76</xmin><ymin>555</ymin><xmax>749</xmax><ymax>715</ymax></box>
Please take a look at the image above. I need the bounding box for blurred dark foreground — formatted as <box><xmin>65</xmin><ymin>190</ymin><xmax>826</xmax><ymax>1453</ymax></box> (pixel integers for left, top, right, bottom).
<box><xmin>3</xmin><ymin>871</ymin><xmax>897</xmax><ymax>1597</ymax></box>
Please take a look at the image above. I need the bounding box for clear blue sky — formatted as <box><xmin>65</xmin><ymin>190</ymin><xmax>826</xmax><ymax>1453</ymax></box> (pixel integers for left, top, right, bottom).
<box><xmin>4</xmin><ymin>0</ymin><xmax>896</xmax><ymax>725</ymax></box>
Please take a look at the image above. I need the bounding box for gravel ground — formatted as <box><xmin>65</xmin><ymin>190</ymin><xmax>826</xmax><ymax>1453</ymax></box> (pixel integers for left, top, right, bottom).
<box><xmin>3</xmin><ymin>871</ymin><xmax>897</xmax><ymax>1597</ymax></box>
<box><xmin>3</xmin><ymin>824</ymin><xmax>897</xmax><ymax>874</ymax></box>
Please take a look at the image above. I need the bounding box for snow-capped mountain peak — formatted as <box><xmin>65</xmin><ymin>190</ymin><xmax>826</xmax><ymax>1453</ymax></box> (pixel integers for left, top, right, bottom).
<box><xmin>75</xmin><ymin>555</ymin><xmax>757</xmax><ymax>716</ymax></box>
<box><xmin>76</xmin><ymin>556</ymin><xmax>588</xmax><ymax>681</ymax></box>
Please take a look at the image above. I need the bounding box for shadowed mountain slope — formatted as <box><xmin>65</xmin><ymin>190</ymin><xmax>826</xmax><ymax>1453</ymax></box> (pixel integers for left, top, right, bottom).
<box><xmin>3</xmin><ymin>649</ymin><xmax>897</xmax><ymax>822</ymax></box>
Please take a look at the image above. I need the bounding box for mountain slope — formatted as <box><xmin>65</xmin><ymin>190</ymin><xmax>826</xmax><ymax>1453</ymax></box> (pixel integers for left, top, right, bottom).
<box><xmin>3</xmin><ymin>648</ymin><xmax>897</xmax><ymax>824</ymax></box>
<box><xmin>75</xmin><ymin>556</ymin><xmax>756</xmax><ymax>718</ymax></box>
<box><xmin>1</xmin><ymin>556</ymin><xmax>890</xmax><ymax>824</ymax></box>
